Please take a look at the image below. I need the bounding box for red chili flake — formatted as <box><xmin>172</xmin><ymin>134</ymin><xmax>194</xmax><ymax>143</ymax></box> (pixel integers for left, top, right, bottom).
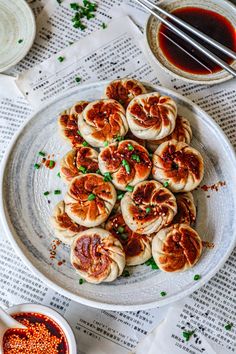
<box><xmin>202</xmin><ymin>241</ymin><xmax>215</xmax><ymax>249</ymax></box>
<box><xmin>45</xmin><ymin>160</ymin><xmax>56</xmax><ymax>169</ymax></box>
<box><xmin>58</xmin><ymin>261</ymin><xmax>63</xmax><ymax>266</ymax></box>
<box><xmin>42</xmin><ymin>158</ymin><xmax>46</xmax><ymax>163</ymax></box>
<box><xmin>200</xmin><ymin>181</ymin><xmax>226</xmax><ymax>192</ymax></box>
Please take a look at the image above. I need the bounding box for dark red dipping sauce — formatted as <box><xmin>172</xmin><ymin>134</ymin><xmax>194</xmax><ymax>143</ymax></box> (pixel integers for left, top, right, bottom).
<box><xmin>158</xmin><ymin>7</ymin><xmax>236</xmax><ymax>75</ymax></box>
<box><xmin>3</xmin><ymin>312</ymin><xmax>69</xmax><ymax>354</ymax></box>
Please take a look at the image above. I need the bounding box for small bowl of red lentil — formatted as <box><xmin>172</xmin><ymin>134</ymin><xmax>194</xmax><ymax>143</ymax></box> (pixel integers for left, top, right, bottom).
<box><xmin>2</xmin><ymin>304</ymin><xmax>77</xmax><ymax>354</ymax></box>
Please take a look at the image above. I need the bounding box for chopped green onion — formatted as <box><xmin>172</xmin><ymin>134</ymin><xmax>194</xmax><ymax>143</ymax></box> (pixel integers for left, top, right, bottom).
<box><xmin>160</xmin><ymin>291</ymin><xmax>167</xmax><ymax>297</ymax></box>
<box><xmin>88</xmin><ymin>193</ymin><xmax>96</xmax><ymax>201</ymax></box>
<box><xmin>54</xmin><ymin>190</ymin><xmax>61</xmax><ymax>195</ymax></box>
<box><xmin>117</xmin><ymin>226</ymin><xmax>125</xmax><ymax>234</ymax></box>
<box><xmin>225</xmin><ymin>323</ymin><xmax>233</xmax><ymax>330</ymax></box>
<box><xmin>82</xmin><ymin>141</ymin><xmax>89</xmax><ymax>146</ymax></box>
<box><xmin>194</xmin><ymin>274</ymin><xmax>201</xmax><ymax>281</ymax></box>
<box><xmin>44</xmin><ymin>191</ymin><xmax>50</xmax><ymax>196</ymax></box>
<box><xmin>18</xmin><ymin>39</ymin><xmax>23</xmax><ymax>44</ymax></box>
<box><xmin>104</xmin><ymin>172</ymin><xmax>113</xmax><ymax>182</ymax></box>
<box><xmin>125</xmin><ymin>185</ymin><xmax>134</xmax><ymax>192</ymax></box>
<box><xmin>131</xmin><ymin>154</ymin><xmax>140</xmax><ymax>163</ymax></box>
<box><xmin>79</xmin><ymin>278</ymin><xmax>84</xmax><ymax>284</ymax></box>
<box><xmin>58</xmin><ymin>56</ymin><xmax>65</xmax><ymax>62</ymax></box>
<box><xmin>34</xmin><ymin>163</ymin><xmax>40</xmax><ymax>169</ymax></box>
<box><xmin>182</xmin><ymin>331</ymin><xmax>195</xmax><ymax>341</ymax></box>
<box><xmin>96</xmin><ymin>169</ymin><xmax>101</xmax><ymax>175</ymax></box>
<box><xmin>163</xmin><ymin>181</ymin><xmax>169</xmax><ymax>188</ymax></box>
<box><xmin>79</xmin><ymin>166</ymin><xmax>87</xmax><ymax>173</ymax></box>
<box><xmin>149</xmin><ymin>152</ymin><xmax>153</xmax><ymax>158</ymax></box>
<box><xmin>122</xmin><ymin>270</ymin><xmax>130</xmax><ymax>277</ymax></box>
<box><xmin>122</xmin><ymin>159</ymin><xmax>131</xmax><ymax>174</ymax></box>
<box><xmin>75</xmin><ymin>77</ymin><xmax>81</xmax><ymax>83</ymax></box>
<box><xmin>70</xmin><ymin>3</ymin><xmax>80</xmax><ymax>10</ymax></box>
<box><xmin>128</xmin><ymin>144</ymin><xmax>134</xmax><ymax>151</ymax></box>
<box><xmin>146</xmin><ymin>207</ymin><xmax>151</xmax><ymax>214</ymax></box>
<box><xmin>120</xmin><ymin>233</ymin><xmax>128</xmax><ymax>240</ymax></box>
<box><xmin>145</xmin><ymin>257</ymin><xmax>159</xmax><ymax>270</ymax></box>
<box><xmin>104</xmin><ymin>141</ymin><xmax>109</xmax><ymax>147</ymax></box>
<box><xmin>49</xmin><ymin>160</ymin><xmax>55</xmax><ymax>168</ymax></box>
<box><xmin>115</xmin><ymin>135</ymin><xmax>124</xmax><ymax>142</ymax></box>
<box><xmin>77</xmin><ymin>130</ymin><xmax>82</xmax><ymax>136</ymax></box>
<box><xmin>38</xmin><ymin>151</ymin><xmax>45</xmax><ymax>157</ymax></box>
<box><xmin>117</xmin><ymin>192</ymin><xmax>125</xmax><ymax>200</ymax></box>
<box><xmin>102</xmin><ymin>22</ymin><xmax>107</xmax><ymax>29</ymax></box>
<box><xmin>57</xmin><ymin>172</ymin><xmax>61</xmax><ymax>178</ymax></box>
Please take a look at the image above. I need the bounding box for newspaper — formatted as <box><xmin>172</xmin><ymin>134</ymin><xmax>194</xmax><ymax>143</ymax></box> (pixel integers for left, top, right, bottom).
<box><xmin>1</xmin><ymin>1</ymin><xmax>236</xmax><ymax>353</ymax></box>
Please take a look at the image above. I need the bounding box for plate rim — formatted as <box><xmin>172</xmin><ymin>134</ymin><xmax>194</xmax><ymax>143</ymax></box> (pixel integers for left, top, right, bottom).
<box><xmin>0</xmin><ymin>0</ymin><xmax>36</xmax><ymax>72</ymax></box>
<box><xmin>1</xmin><ymin>80</ymin><xmax>236</xmax><ymax>311</ymax></box>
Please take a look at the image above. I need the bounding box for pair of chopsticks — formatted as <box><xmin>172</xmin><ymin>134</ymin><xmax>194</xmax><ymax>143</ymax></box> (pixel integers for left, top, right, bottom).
<box><xmin>136</xmin><ymin>0</ymin><xmax>236</xmax><ymax>77</ymax></box>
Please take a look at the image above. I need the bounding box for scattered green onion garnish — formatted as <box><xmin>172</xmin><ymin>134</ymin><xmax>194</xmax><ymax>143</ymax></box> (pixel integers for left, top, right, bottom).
<box><xmin>38</xmin><ymin>151</ymin><xmax>45</xmax><ymax>157</ymax></box>
<box><xmin>88</xmin><ymin>193</ymin><xmax>96</xmax><ymax>201</ymax></box>
<box><xmin>131</xmin><ymin>154</ymin><xmax>140</xmax><ymax>163</ymax></box>
<box><xmin>225</xmin><ymin>323</ymin><xmax>233</xmax><ymax>330</ymax></box>
<box><xmin>160</xmin><ymin>291</ymin><xmax>167</xmax><ymax>297</ymax></box>
<box><xmin>104</xmin><ymin>141</ymin><xmax>109</xmax><ymax>147</ymax></box>
<box><xmin>182</xmin><ymin>331</ymin><xmax>195</xmax><ymax>341</ymax></box>
<box><xmin>82</xmin><ymin>141</ymin><xmax>89</xmax><ymax>146</ymax></box>
<box><xmin>58</xmin><ymin>56</ymin><xmax>65</xmax><ymax>62</ymax></box>
<box><xmin>49</xmin><ymin>160</ymin><xmax>55</xmax><ymax>168</ymax></box>
<box><xmin>117</xmin><ymin>226</ymin><xmax>125</xmax><ymax>234</ymax></box>
<box><xmin>122</xmin><ymin>270</ymin><xmax>130</xmax><ymax>277</ymax></box>
<box><xmin>125</xmin><ymin>185</ymin><xmax>134</xmax><ymax>192</ymax></box>
<box><xmin>44</xmin><ymin>191</ymin><xmax>50</xmax><ymax>196</ymax></box>
<box><xmin>79</xmin><ymin>166</ymin><xmax>87</xmax><ymax>173</ymax></box>
<box><xmin>146</xmin><ymin>207</ymin><xmax>151</xmax><ymax>214</ymax></box>
<box><xmin>120</xmin><ymin>233</ymin><xmax>128</xmax><ymax>240</ymax></box>
<box><xmin>122</xmin><ymin>159</ymin><xmax>131</xmax><ymax>174</ymax></box>
<box><xmin>145</xmin><ymin>257</ymin><xmax>159</xmax><ymax>270</ymax></box>
<box><xmin>96</xmin><ymin>169</ymin><xmax>101</xmax><ymax>174</ymax></box>
<box><xmin>115</xmin><ymin>135</ymin><xmax>124</xmax><ymax>142</ymax></box>
<box><xmin>102</xmin><ymin>22</ymin><xmax>107</xmax><ymax>29</ymax></box>
<box><xmin>104</xmin><ymin>172</ymin><xmax>113</xmax><ymax>182</ymax></box>
<box><xmin>149</xmin><ymin>152</ymin><xmax>153</xmax><ymax>158</ymax></box>
<box><xmin>54</xmin><ymin>190</ymin><xmax>61</xmax><ymax>195</ymax></box>
<box><xmin>18</xmin><ymin>39</ymin><xmax>23</xmax><ymax>44</ymax></box>
<box><xmin>75</xmin><ymin>77</ymin><xmax>81</xmax><ymax>83</ymax></box>
<box><xmin>57</xmin><ymin>172</ymin><xmax>61</xmax><ymax>178</ymax></box>
<box><xmin>163</xmin><ymin>181</ymin><xmax>169</xmax><ymax>187</ymax></box>
<box><xmin>117</xmin><ymin>192</ymin><xmax>125</xmax><ymax>200</ymax></box>
<box><xmin>70</xmin><ymin>3</ymin><xmax>80</xmax><ymax>10</ymax></box>
<box><xmin>34</xmin><ymin>163</ymin><xmax>40</xmax><ymax>169</ymax></box>
<box><xmin>77</xmin><ymin>130</ymin><xmax>82</xmax><ymax>136</ymax></box>
<box><xmin>128</xmin><ymin>144</ymin><xmax>134</xmax><ymax>151</ymax></box>
<box><xmin>79</xmin><ymin>278</ymin><xmax>84</xmax><ymax>284</ymax></box>
<box><xmin>194</xmin><ymin>274</ymin><xmax>201</xmax><ymax>281</ymax></box>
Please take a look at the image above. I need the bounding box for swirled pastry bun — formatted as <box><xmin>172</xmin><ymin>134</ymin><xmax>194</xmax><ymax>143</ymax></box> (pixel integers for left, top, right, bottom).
<box><xmin>126</xmin><ymin>92</ymin><xmax>177</xmax><ymax>140</ymax></box>
<box><xmin>147</xmin><ymin>115</ymin><xmax>192</xmax><ymax>152</ymax></box>
<box><xmin>70</xmin><ymin>228</ymin><xmax>125</xmax><ymax>283</ymax></box>
<box><xmin>152</xmin><ymin>223</ymin><xmax>202</xmax><ymax>272</ymax></box>
<box><xmin>78</xmin><ymin>99</ymin><xmax>128</xmax><ymax>147</ymax></box>
<box><xmin>64</xmin><ymin>174</ymin><xmax>116</xmax><ymax>227</ymax></box>
<box><xmin>121</xmin><ymin>180</ymin><xmax>177</xmax><ymax>234</ymax></box>
<box><xmin>105</xmin><ymin>212</ymin><xmax>152</xmax><ymax>266</ymax></box>
<box><xmin>58</xmin><ymin>101</ymin><xmax>89</xmax><ymax>148</ymax></box>
<box><xmin>60</xmin><ymin>147</ymin><xmax>98</xmax><ymax>184</ymax></box>
<box><xmin>98</xmin><ymin>140</ymin><xmax>152</xmax><ymax>191</ymax></box>
<box><xmin>104</xmin><ymin>78</ymin><xmax>147</xmax><ymax>108</ymax></box>
<box><xmin>51</xmin><ymin>201</ymin><xmax>87</xmax><ymax>245</ymax></box>
<box><xmin>152</xmin><ymin>140</ymin><xmax>204</xmax><ymax>192</ymax></box>
<box><xmin>172</xmin><ymin>192</ymin><xmax>196</xmax><ymax>225</ymax></box>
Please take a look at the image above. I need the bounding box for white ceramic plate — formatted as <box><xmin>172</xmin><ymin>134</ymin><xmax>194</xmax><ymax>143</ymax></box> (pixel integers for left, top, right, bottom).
<box><xmin>0</xmin><ymin>0</ymin><xmax>36</xmax><ymax>72</ymax></box>
<box><xmin>145</xmin><ymin>0</ymin><xmax>236</xmax><ymax>85</ymax></box>
<box><xmin>1</xmin><ymin>81</ymin><xmax>236</xmax><ymax>311</ymax></box>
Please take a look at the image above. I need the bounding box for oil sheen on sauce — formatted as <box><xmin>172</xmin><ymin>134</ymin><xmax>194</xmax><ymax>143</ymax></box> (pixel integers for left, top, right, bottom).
<box><xmin>158</xmin><ymin>7</ymin><xmax>236</xmax><ymax>75</ymax></box>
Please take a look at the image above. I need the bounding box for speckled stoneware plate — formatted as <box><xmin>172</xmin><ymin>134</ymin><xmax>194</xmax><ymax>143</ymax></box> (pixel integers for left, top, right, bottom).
<box><xmin>145</xmin><ymin>0</ymin><xmax>236</xmax><ymax>85</ymax></box>
<box><xmin>1</xmin><ymin>81</ymin><xmax>236</xmax><ymax>311</ymax></box>
<box><xmin>0</xmin><ymin>0</ymin><xmax>36</xmax><ymax>72</ymax></box>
